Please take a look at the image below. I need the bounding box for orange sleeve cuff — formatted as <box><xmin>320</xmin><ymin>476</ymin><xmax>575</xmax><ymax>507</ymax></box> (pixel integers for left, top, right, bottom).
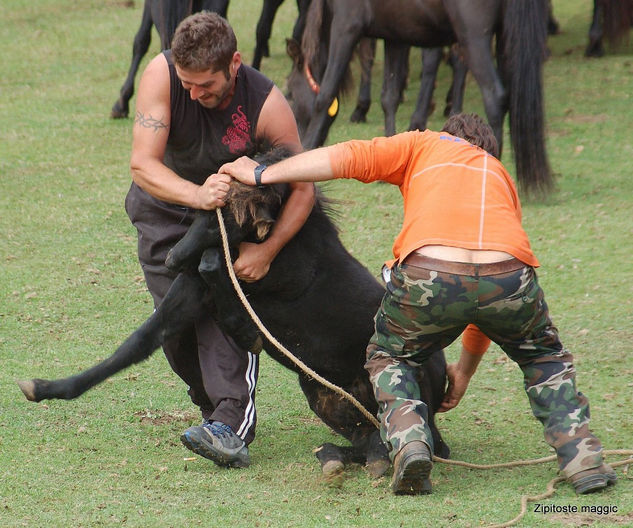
<box><xmin>461</xmin><ymin>324</ymin><xmax>490</xmax><ymax>355</ymax></box>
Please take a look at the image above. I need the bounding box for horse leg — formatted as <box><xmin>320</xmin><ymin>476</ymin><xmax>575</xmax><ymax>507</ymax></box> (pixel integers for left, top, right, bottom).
<box><xmin>200</xmin><ymin>0</ymin><xmax>229</xmax><ymax>18</ymax></box>
<box><xmin>585</xmin><ymin>0</ymin><xmax>605</xmax><ymax>57</ymax></box>
<box><xmin>547</xmin><ymin>0</ymin><xmax>560</xmax><ymax>35</ymax></box>
<box><xmin>458</xmin><ymin>36</ymin><xmax>506</xmax><ymax>154</ymax></box>
<box><xmin>298</xmin><ymin>374</ymin><xmax>391</xmax><ymax>478</ymax></box>
<box><xmin>302</xmin><ymin>23</ymin><xmax>362</xmax><ymax>148</ymax></box>
<box><xmin>292</xmin><ymin>0</ymin><xmax>311</xmax><ymax>42</ymax></box>
<box><xmin>253</xmin><ymin>0</ymin><xmax>285</xmax><ymax>69</ymax></box>
<box><xmin>408</xmin><ymin>47</ymin><xmax>442</xmax><ymax>131</ymax></box>
<box><xmin>314</xmin><ymin>444</ymin><xmax>368</xmax><ymax>482</ymax></box>
<box><xmin>111</xmin><ymin>0</ymin><xmax>153</xmax><ymax>118</ymax></box>
<box><xmin>197</xmin><ymin>248</ymin><xmax>263</xmax><ymax>353</ymax></box>
<box><xmin>350</xmin><ymin>38</ymin><xmax>376</xmax><ymax>124</ymax></box>
<box><xmin>17</xmin><ymin>272</ymin><xmax>210</xmax><ymax>402</ymax></box>
<box><xmin>165</xmin><ymin>208</ymin><xmax>245</xmax><ymax>273</ymax></box>
<box><xmin>444</xmin><ymin>44</ymin><xmax>467</xmax><ymax>118</ymax></box>
<box><xmin>381</xmin><ymin>41</ymin><xmax>410</xmax><ymax>136</ymax></box>
<box><xmin>166</xmin><ymin>212</ymin><xmax>220</xmax><ymax>272</ymax></box>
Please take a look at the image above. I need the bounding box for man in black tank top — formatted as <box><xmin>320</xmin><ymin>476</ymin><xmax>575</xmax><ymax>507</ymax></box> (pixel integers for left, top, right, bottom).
<box><xmin>125</xmin><ymin>12</ymin><xmax>314</xmax><ymax>468</ymax></box>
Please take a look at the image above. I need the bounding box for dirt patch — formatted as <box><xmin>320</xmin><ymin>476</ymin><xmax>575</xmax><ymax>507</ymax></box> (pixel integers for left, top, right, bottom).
<box><xmin>561</xmin><ymin>113</ymin><xmax>609</xmax><ymax>124</ymax></box>
<box><xmin>134</xmin><ymin>409</ymin><xmax>199</xmax><ymax>426</ymax></box>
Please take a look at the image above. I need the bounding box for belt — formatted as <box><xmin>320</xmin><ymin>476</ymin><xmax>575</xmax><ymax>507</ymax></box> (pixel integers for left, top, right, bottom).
<box><xmin>403</xmin><ymin>253</ymin><xmax>526</xmax><ymax>276</ymax></box>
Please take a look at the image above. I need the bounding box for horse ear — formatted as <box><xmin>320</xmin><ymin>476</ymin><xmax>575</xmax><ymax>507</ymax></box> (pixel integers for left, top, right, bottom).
<box><xmin>286</xmin><ymin>38</ymin><xmax>303</xmax><ymax>66</ymax></box>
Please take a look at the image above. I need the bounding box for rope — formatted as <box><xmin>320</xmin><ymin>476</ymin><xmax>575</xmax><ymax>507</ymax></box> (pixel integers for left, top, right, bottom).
<box><xmin>215</xmin><ymin>208</ymin><xmax>380</xmax><ymax>429</ymax></box>
<box><xmin>484</xmin><ymin>453</ymin><xmax>633</xmax><ymax>528</ymax></box>
<box><xmin>214</xmin><ymin>207</ymin><xmax>632</xmax><ymax>528</ymax></box>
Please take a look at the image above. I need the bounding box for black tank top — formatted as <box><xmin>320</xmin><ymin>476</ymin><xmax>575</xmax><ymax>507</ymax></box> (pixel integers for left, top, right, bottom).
<box><xmin>163</xmin><ymin>50</ymin><xmax>274</xmax><ymax>185</ymax></box>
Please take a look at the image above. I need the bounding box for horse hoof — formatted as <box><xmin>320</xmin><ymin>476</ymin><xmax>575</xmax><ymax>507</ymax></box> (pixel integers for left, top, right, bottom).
<box><xmin>17</xmin><ymin>379</ymin><xmax>37</xmax><ymax>401</ymax></box>
<box><xmin>110</xmin><ymin>102</ymin><xmax>129</xmax><ymax>119</ymax></box>
<box><xmin>349</xmin><ymin>109</ymin><xmax>368</xmax><ymax>123</ymax></box>
<box><xmin>322</xmin><ymin>459</ymin><xmax>345</xmax><ymax>487</ymax></box>
<box><xmin>366</xmin><ymin>458</ymin><xmax>390</xmax><ymax>478</ymax></box>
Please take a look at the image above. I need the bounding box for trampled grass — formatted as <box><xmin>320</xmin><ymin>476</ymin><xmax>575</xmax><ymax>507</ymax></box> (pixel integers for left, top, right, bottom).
<box><xmin>1</xmin><ymin>0</ymin><xmax>632</xmax><ymax>526</ymax></box>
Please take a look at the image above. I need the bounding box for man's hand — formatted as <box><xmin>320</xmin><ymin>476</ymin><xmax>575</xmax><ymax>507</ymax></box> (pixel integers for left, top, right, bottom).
<box><xmin>233</xmin><ymin>241</ymin><xmax>274</xmax><ymax>282</ymax></box>
<box><xmin>437</xmin><ymin>362</ymin><xmax>472</xmax><ymax>412</ymax></box>
<box><xmin>196</xmin><ymin>173</ymin><xmax>231</xmax><ymax>210</ymax></box>
<box><xmin>219</xmin><ymin>156</ymin><xmax>259</xmax><ymax>185</ymax></box>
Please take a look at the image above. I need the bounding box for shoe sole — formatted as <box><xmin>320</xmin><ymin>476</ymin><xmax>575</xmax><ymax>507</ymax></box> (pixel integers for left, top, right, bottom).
<box><xmin>574</xmin><ymin>472</ymin><xmax>617</xmax><ymax>494</ymax></box>
<box><xmin>392</xmin><ymin>456</ymin><xmax>433</xmax><ymax>495</ymax></box>
<box><xmin>180</xmin><ymin>431</ymin><xmax>250</xmax><ymax>468</ymax></box>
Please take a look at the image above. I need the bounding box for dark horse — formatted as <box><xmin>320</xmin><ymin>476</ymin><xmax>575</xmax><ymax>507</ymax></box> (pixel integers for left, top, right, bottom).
<box><xmin>255</xmin><ymin>0</ymin><xmax>468</xmax><ymax>133</ymax></box>
<box><xmin>585</xmin><ymin>0</ymin><xmax>633</xmax><ymax>57</ymax></box>
<box><xmin>111</xmin><ymin>0</ymin><xmax>229</xmax><ymax>118</ymax></box>
<box><xmin>17</xmin><ymin>151</ymin><xmax>449</xmax><ymax>477</ymax></box>
<box><xmin>252</xmin><ymin>0</ymin><xmax>382</xmax><ymax>125</ymax></box>
<box><xmin>287</xmin><ymin>0</ymin><xmax>553</xmax><ymax>196</ymax></box>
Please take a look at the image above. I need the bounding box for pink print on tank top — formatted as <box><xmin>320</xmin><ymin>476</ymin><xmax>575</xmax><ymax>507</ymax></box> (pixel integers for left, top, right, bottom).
<box><xmin>222</xmin><ymin>105</ymin><xmax>252</xmax><ymax>154</ymax></box>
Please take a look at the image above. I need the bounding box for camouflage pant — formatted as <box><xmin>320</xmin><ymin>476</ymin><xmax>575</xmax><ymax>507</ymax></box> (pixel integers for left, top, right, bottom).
<box><xmin>365</xmin><ymin>261</ymin><xmax>604</xmax><ymax>477</ymax></box>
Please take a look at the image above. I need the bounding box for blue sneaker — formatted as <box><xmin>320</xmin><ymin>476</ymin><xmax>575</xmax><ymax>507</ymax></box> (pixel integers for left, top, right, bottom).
<box><xmin>181</xmin><ymin>420</ymin><xmax>250</xmax><ymax>468</ymax></box>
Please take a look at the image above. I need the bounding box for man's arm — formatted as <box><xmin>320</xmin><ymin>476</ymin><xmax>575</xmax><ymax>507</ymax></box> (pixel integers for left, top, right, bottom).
<box><xmin>129</xmin><ymin>54</ymin><xmax>229</xmax><ymax>210</ymax></box>
<box><xmin>219</xmin><ymin>146</ymin><xmax>335</xmax><ymax>185</ymax></box>
<box><xmin>438</xmin><ymin>325</ymin><xmax>489</xmax><ymax>412</ymax></box>
<box><xmin>220</xmin><ymin>132</ymin><xmax>418</xmax><ymax>186</ymax></box>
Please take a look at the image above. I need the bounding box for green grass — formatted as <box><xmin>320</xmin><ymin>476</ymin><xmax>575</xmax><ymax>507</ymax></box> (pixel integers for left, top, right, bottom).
<box><xmin>1</xmin><ymin>0</ymin><xmax>632</xmax><ymax>526</ymax></box>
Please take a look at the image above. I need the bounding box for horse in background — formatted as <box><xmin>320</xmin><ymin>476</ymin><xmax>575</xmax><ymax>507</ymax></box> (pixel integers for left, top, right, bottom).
<box><xmin>255</xmin><ymin>0</ymin><xmax>467</xmax><ymax>133</ymax></box>
<box><xmin>252</xmin><ymin>0</ymin><xmax>310</xmax><ymax>70</ymax></box>
<box><xmin>585</xmin><ymin>0</ymin><xmax>633</xmax><ymax>57</ymax></box>
<box><xmin>111</xmin><ymin>0</ymin><xmax>229</xmax><ymax>118</ymax></box>
<box><xmin>288</xmin><ymin>37</ymin><xmax>468</xmax><ymax>135</ymax></box>
<box><xmin>286</xmin><ymin>0</ymin><xmax>553</xmax><ymax>197</ymax></box>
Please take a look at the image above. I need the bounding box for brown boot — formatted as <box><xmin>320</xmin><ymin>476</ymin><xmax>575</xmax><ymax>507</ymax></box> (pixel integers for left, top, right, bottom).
<box><xmin>391</xmin><ymin>441</ymin><xmax>433</xmax><ymax>495</ymax></box>
<box><xmin>568</xmin><ymin>463</ymin><xmax>617</xmax><ymax>494</ymax></box>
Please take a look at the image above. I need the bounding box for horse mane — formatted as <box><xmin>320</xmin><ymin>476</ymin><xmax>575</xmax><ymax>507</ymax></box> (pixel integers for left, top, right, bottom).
<box><xmin>603</xmin><ymin>0</ymin><xmax>633</xmax><ymax>47</ymax></box>
<box><xmin>301</xmin><ymin>0</ymin><xmax>324</xmax><ymax>69</ymax></box>
<box><xmin>226</xmin><ymin>146</ymin><xmax>342</xmax><ymax>240</ymax></box>
<box><xmin>226</xmin><ymin>181</ymin><xmax>284</xmax><ymax>240</ymax></box>
<box><xmin>300</xmin><ymin>0</ymin><xmax>353</xmax><ymax>97</ymax></box>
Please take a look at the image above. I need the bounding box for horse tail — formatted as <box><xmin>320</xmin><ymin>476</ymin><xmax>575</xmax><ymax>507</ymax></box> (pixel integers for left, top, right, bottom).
<box><xmin>501</xmin><ymin>0</ymin><xmax>553</xmax><ymax>196</ymax></box>
<box><xmin>603</xmin><ymin>0</ymin><xmax>633</xmax><ymax>47</ymax></box>
<box><xmin>301</xmin><ymin>0</ymin><xmax>326</xmax><ymax>70</ymax></box>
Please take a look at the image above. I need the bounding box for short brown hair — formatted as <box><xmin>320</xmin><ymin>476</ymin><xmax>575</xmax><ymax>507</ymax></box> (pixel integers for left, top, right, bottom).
<box><xmin>441</xmin><ymin>113</ymin><xmax>499</xmax><ymax>158</ymax></box>
<box><xmin>171</xmin><ymin>11</ymin><xmax>237</xmax><ymax>79</ymax></box>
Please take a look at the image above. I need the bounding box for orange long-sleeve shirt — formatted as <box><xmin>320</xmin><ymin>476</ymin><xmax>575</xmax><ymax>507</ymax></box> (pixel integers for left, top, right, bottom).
<box><xmin>328</xmin><ymin>130</ymin><xmax>540</xmax><ymax>355</ymax></box>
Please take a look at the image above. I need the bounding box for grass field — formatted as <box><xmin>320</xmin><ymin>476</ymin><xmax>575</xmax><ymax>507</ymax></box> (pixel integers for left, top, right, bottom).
<box><xmin>1</xmin><ymin>0</ymin><xmax>632</xmax><ymax>526</ymax></box>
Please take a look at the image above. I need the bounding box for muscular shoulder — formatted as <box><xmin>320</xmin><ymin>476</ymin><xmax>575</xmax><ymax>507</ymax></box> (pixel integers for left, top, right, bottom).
<box><xmin>257</xmin><ymin>85</ymin><xmax>302</xmax><ymax>152</ymax></box>
<box><xmin>135</xmin><ymin>53</ymin><xmax>170</xmax><ymax>120</ymax></box>
<box><xmin>141</xmin><ymin>53</ymin><xmax>170</xmax><ymax>82</ymax></box>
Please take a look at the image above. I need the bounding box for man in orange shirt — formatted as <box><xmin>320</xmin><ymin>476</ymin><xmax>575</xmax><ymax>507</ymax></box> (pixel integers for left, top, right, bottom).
<box><xmin>219</xmin><ymin>114</ymin><xmax>616</xmax><ymax>496</ymax></box>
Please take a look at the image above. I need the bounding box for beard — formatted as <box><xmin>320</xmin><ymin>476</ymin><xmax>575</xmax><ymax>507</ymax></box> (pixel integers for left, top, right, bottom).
<box><xmin>197</xmin><ymin>77</ymin><xmax>235</xmax><ymax>110</ymax></box>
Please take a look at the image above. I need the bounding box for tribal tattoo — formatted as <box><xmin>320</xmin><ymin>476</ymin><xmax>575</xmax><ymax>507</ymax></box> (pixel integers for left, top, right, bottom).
<box><xmin>135</xmin><ymin>111</ymin><xmax>168</xmax><ymax>132</ymax></box>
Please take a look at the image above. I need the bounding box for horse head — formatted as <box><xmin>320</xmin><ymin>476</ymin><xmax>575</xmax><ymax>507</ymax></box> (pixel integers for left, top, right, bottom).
<box><xmin>166</xmin><ymin>150</ymin><xmax>292</xmax><ymax>273</ymax></box>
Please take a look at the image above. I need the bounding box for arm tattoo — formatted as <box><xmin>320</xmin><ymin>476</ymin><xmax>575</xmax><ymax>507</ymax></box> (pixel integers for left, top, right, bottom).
<box><xmin>135</xmin><ymin>111</ymin><xmax>168</xmax><ymax>132</ymax></box>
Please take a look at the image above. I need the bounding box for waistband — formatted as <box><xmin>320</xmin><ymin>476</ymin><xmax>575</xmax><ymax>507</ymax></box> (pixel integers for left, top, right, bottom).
<box><xmin>402</xmin><ymin>253</ymin><xmax>527</xmax><ymax>276</ymax></box>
